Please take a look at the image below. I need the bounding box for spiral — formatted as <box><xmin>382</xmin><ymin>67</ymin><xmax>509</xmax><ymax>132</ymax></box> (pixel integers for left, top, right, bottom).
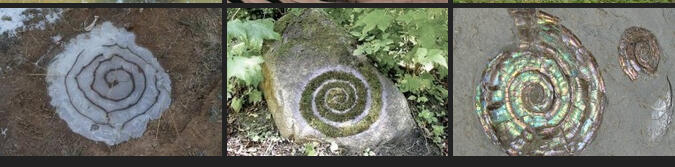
<box><xmin>474</xmin><ymin>9</ymin><xmax>606</xmax><ymax>156</ymax></box>
<box><xmin>47</xmin><ymin>22</ymin><xmax>171</xmax><ymax>145</ymax></box>
<box><xmin>299</xmin><ymin>65</ymin><xmax>382</xmax><ymax>137</ymax></box>
<box><xmin>618</xmin><ymin>26</ymin><xmax>661</xmax><ymax>81</ymax></box>
<box><xmin>64</xmin><ymin>44</ymin><xmax>167</xmax><ymax>128</ymax></box>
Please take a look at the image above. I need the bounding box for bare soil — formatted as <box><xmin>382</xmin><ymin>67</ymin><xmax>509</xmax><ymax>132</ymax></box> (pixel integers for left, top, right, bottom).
<box><xmin>0</xmin><ymin>8</ymin><xmax>222</xmax><ymax>156</ymax></box>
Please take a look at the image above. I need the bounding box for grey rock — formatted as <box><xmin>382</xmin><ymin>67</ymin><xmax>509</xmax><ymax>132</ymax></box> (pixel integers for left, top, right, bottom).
<box><xmin>261</xmin><ymin>9</ymin><xmax>420</xmax><ymax>154</ymax></box>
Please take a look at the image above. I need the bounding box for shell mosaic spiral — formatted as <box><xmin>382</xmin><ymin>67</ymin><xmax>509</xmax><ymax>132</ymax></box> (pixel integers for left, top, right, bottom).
<box><xmin>299</xmin><ymin>65</ymin><xmax>382</xmax><ymax>137</ymax></box>
<box><xmin>474</xmin><ymin>9</ymin><xmax>606</xmax><ymax>156</ymax></box>
<box><xmin>618</xmin><ymin>26</ymin><xmax>661</xmax><ymax>81</ymax></box>
<box><xmin>47</xmin><ymin>22</ymin><xmax>171</xmax><ymax>145</ymax></box>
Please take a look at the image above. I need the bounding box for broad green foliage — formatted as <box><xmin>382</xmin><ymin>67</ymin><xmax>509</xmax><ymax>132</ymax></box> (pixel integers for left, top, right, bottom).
<box><xmin>226</xmin><ymin>55</ymin><xmax>263</xmax><ymax>86</ymax></box>
<box><xmin>325</xmin><ymin>8</ymin><xmax>448</xmax><ymax>152</ymax></box>
<box><xmin>227</xmin><ymin>19</ymin><xmax>280</xmax><ymax>53</ymax></box>
<box><xmin>414</xmin><ymin>48</ymin><xmax>447</xmax><ymax>70</ymax></box>
<box><xmin>398</xmin><ymin>74</ymin><xmax>433</xmax><ymax>94</ymax></box>
<box><xmin>227</xmin><ymin>18</ymin><xmax>281</xmax><ymax>112</ymax></box>
<box><xmin>354</xmin><ymin>10</ymin><xmax>393</xmax><ymax>35</ymax></box>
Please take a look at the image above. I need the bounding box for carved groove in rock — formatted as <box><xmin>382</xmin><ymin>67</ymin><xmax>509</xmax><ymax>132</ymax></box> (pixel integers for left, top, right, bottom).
<box><xmin>299</xmin><ymin>65</ymin><xmax>382</xmax><ymax>137</ymax></box>
<box><xmin>47</xmin><ymin>22</ymin><xmax>171</xmax><ymax>145</ymax></box>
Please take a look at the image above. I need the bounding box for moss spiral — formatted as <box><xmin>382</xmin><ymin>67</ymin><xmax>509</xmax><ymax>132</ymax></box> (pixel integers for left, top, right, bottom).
<box><xmin>300</xmin><ymin>66</ymin><xmax>382</xmax><ymax>137</ymax></box>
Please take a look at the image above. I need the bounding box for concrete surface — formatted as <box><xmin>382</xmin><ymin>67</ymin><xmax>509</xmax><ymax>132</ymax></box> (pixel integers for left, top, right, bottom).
<box><xmin>453</xmin><ymin>8</ymin><xmax>675</xmax><ymax>156</ymax></box>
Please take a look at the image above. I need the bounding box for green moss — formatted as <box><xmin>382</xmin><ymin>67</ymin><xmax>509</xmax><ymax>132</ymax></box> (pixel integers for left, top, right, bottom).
<box><xmin>317</xmin><ymin>82</ymin><xmax>355</xmax><ymax>111</ymax></box>
<box><xmin>307</xmin><ymin>72</ymin><xmax>366</xmax><ymax>122</ymax></box>
<box><xmin>299</xmin><ymin>68</ymin><xmax>382</xmax><ymax>137</ymax></box>
<box><xmin>274</xmin><ymin>12</ymin><xmax>294</xmax><ymax>34</ymax></box>
<box><xmin>267</xmin><ymin>9</ymin><xmax>353</xmax><ymax>62</ymax></box>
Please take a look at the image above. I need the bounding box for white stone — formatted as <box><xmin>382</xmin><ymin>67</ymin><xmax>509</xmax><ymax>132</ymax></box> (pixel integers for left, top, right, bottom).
<box><xmin>46</xmin><ymin>21</ymin><xmax>171</xmax><ymax>145</ymax></box>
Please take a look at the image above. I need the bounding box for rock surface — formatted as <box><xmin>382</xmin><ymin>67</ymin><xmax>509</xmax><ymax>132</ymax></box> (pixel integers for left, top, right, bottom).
<box><xmin>261</xmin><ymin>9</ymin><xmax>420</xmax><ymax>153</ymax></box>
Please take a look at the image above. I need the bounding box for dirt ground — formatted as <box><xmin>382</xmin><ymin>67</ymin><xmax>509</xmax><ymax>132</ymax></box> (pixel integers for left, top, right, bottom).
<box><xmin>453</xmin><ymin>8</ymin><xmax>675</xmax><ymax>156</ymax></box>
<box><xmin>226</xmin><ymin>99</ymin><xmax>344</xmax><ymax>156</ymax></box>
<box><xmin>0</xmin><ymin>8</ymin><xmax>222</xmax><ymax>156</ymax></box>
<box><xmin>226</xmin><ymin>92</ymin><xmax>444</xmax><ymax>156</ymax></box>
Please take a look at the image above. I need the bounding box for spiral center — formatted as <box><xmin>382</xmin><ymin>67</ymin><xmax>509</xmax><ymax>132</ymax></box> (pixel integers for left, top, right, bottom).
<box><xmin>326</xmin><ymin>87</ymin><xmax>349</xmax><ymax>109</ymax></box>
<box><xmin>634</xmin><ymin>41</ymin><xmax>656</xmax><ymax>69</ymax></box>
<box><xmin>522</xmin><ymin>82</ymin><xmax>552</xmax><ymax>113</ymax></box>
<box><xmin>104</xmin><ymin>68</ymin><xmax>130</xmax><ymax>88</ymax></box>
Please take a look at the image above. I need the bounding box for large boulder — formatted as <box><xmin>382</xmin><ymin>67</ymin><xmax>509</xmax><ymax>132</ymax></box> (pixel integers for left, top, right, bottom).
<box><xmin>261</xmin><ymin>9</ymin><xmax>419</xmax><ymax>153</ymax></box>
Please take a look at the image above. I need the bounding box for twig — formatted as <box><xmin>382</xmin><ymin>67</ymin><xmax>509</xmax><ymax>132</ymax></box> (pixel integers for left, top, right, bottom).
<box><xmin>229</xmin><ymin>8</ymin><xmax>241</xmax><ymax>21</ymax></box>
<box><xmin>155</xmin><ymin>111</ymin><xmax>162</xmax><ymax>141</ymax></box>
<box><xmin>169</xmin><ymin>108</ymin><xmax>180</xmax><ymax>139</ymax></box>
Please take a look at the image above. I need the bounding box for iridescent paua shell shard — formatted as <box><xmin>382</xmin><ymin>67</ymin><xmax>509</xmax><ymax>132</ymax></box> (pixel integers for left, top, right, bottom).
<box><xmin>618</xmin><ymin>27</ymin><xmax>661</xmax><ymax>81</ymax></box>
<box><xmin>475</xmin><ymin>9</ymin><xmax>606</xmax><ymax>156</ymax></box>
<box><xmin>646</xmin><ymin>77</ymin><xmax>673</xmax><ymax>143</ymax></box>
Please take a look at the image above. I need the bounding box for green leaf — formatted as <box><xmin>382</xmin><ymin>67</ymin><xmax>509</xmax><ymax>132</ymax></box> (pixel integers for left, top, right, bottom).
<box><xmin>349</xmin><ymin>31</ymin><xmax>361</xmax><ymax>37</ymax></box>
<box><xmin>245</xmin><ymin>19</ymin><xmax>280</xmax><ymax>50</ymax></box>
<box><xmin>230</xmin><ymin>97</ymin><xmax>242</xmax><ymax>112</ymax></box>
<box><xmin>416</xmin><ymin>25</ymin><xmax>441</xmax><ymax>49</ymax></box>
<box><xmin>414</xmin><ymin>47</ymin><xmax>448</xmax><ymax>71</ymax></box>
<box><xmin>436</xmin><ymin>86</ymin><xmax>448</xmax><ymax>100</ymax></box>
<box><xmin>439</xmin><ymin>66</ymin><xmax>448</xmax><ymax>79</ymax></box>
<box><xmin>426</xmin><ymin>49</ymin><xmax>448</xmax><ymax>69</ymax></box>
<box><xmin>304</xmin><ymin>143</ymin><xmax>317</xmax><ymax>156</ymax></box>
<box><xmin>226</xmin><ymin>55</ymin><xmax>264</xmax><ymax>86</ymax></box>
<box><xmin>418</xmin><ymin>109</ymin><xmax>437</xmax><ymax>124</ymax></box>
<box><xmin>417</xmin><ymin>96</ymin><xmax>428</xmax><ymax>103</ymax></box>
<box><xmin>354</xmin><ymin>9</ymin><xmax>393</xmax><ymax>35</ymax></box>
<box><xmin>399</xmin><ymin>74</ymin><xmax>421</xmax><ymax>93</ymax></box>
<box><xmin>432</xmin><ymin>125</ymin><xmax>445</xmax><ymax>136</ymax></box>
<box><xmin>399</xmin><ymin>74</ymin><xmax>433</xmax><ymax>94</ymax></box>
<box><xmin>227</xmin><ymin>19</ymin><xmax>280</xmax><ymax>51</ymax></box>
<box><xmin>230</xmin><ymin>42</ymin><xmax>247</xmax><ymax>56</ymax></box>
<box><xmin>353</xmin><ymin>45</ymin><xmax>367</xmax><ymax>56</ymax></box>
<box><xmin>419</xmin><ymin>73</ymin><xmax>434</xmax><ymax>89</ymax></box>
<box><xmin>226</xmin><ymin>19</ymin><xmax>247</xmax><ymax>43</ymax></box>
<box><xmin>248</xmin><ymin>89</ymin><xmax>263</xmax><ymax>103</ymax></box>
